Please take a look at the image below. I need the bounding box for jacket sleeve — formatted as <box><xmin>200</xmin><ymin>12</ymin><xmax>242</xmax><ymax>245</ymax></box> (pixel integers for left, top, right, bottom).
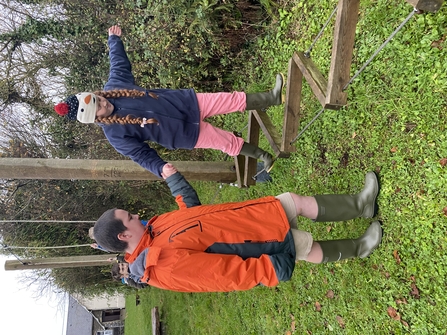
<box><xmin>165</xmin><ymin>172</ymin><xmax>201</xmax><ymax>208</ymax></box>
<box><xmin>106</xmin><ymin>35</ymin><xmax>135</xmax><ymax>88</ymax></box>
<box><xmin>165</xmin><ymin>251</ymin><xmax>281</xmax><ymax>292</ymax></box>
<box><xmin>267</xmin><ymin>254</ymin><xmax>295</xmax><ymax>282</ymax></box>
<box><xmin>127</xmin><ymin>143</ymin><xmax>166</xmax><ymax>178</ymax></box>
<box><xmin>107</xmin><ymin>135</ymin><xmax>167</xmax><ymax>177</ymax></box>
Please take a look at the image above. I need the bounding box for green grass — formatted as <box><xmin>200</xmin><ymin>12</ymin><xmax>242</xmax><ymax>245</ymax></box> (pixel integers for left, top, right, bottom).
<box><xmin>124</xmin><ymin>0</ymin><xmax>447</xmax><ymax>334</ymax></box>
<box><xmin>123</xmin><ymin>294</ymin><xmax>153</xmax><ymax>335</ymax></box>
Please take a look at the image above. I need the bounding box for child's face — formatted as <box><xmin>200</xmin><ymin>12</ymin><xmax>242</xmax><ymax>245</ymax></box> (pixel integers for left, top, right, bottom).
<box><xmin>118</xmin><ymin>263</ymin><xmax>129</xmax><ymax>279</ymax></box>
<box><xmin>96</xmin><ymin>96</ymin><xmax>114</xmax><ymax>117</ymax></box>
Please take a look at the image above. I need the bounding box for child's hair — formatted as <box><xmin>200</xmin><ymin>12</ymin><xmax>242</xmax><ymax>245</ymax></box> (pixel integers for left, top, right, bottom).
<box><xmin>93</xmin><ymin>89</ymin><xmax>155</xmax><ymax>99</ymax></box>
<box><xmin>96</xmin><ymin>113</ymin><xmax>159</xmax><ymax>126</ymax></box>
<box><xmin>93</xmin><ymin>89</ymin><xmax>159</xmax><ymax>126</ymax></box>
<box><xmin>94</xmin><ymin>208</ymin><xmax>128</xmax><ymax>252</ymax></box>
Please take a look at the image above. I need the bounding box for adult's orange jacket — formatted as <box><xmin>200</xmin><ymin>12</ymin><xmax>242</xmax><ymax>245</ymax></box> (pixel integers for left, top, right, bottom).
<box><xmin>126</xmin><ymin>173</ymin><xmax>296</xmax><ymax>292</ymax></box>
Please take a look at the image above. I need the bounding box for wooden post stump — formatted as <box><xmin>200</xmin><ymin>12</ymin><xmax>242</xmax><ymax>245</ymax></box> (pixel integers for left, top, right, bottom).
<box><xmin>152</xmin><ymin>307</ymin><xmax>160</xmax><ymax>335</ymax></box>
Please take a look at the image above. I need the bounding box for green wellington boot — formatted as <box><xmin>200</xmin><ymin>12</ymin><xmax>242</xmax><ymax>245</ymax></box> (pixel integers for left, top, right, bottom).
<box><xmin>314</xmin><ymin>172</ymin><xmax>379</xmax><ymax>222</ymax></box>
<box><xmin>318</xmin><ymin>221</ymin><xmax>383</xmax><ymax>263</ymax></box>
<box><xmin>239</xmin><ymin>142</ymin><xmax>275</xmax><ymax>173</ymax></box>
<box><xmin>245</xmin><ymin>73</ymin><xmax>285</xmax><ymax>111</ymax></box>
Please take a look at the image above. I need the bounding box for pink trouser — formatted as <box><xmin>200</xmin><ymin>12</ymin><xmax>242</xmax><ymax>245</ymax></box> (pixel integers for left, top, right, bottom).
<box><xmin>194</xmin><ymin>92</ymin><xmax>247</xmax><ymax>156</ymax></box>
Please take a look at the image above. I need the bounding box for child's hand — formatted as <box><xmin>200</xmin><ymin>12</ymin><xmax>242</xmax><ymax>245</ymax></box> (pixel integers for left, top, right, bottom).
<box><xmin>108</xmin><ymin>25</ymin><xmax>122</xmax><ymax>37</ymax></box>
<box><xmin>161</xmin><ymin>163</ymin><xmax>178</xmax><ymax>179</ymax></box>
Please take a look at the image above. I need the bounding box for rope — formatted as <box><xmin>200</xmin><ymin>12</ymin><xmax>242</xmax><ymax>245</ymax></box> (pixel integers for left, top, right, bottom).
<box><xmin>304</xmin><ymin>5</ymin><xmax>338</xmax><ymax>58</ymax></box>
<box><xmin>343</xmin><ymin>8</ymin><xmax>417</xmax><ymax>90</ymax></box>
<box><xmin>2</xmin><ymin>244</ymin><xmax>92</xmax><ymax>250</ymax></box>
<box><xmin>290</xmin><ymin>107</ymin><xmax>326</xmax><ymax>144</ymax></box>
<box><xmin>2</xmin><ymin>243</ymin><xmax>27</xmax><ymax>264</ymax></box>
<box><xmin>0</xmin><ymin>220</ymin><xmax>96</xmax><ymax>223</ymax></box>
<box><xmin>292</xmin><ymin>8</ymin><xmax>418</xmax><ymax>144</ymax></box>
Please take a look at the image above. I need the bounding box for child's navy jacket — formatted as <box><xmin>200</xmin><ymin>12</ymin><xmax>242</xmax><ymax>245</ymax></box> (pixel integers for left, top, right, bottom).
<box><xmin>101</xmin><ymin>35</ymin><xmax>201</xmax><ymax>177</ymax></box>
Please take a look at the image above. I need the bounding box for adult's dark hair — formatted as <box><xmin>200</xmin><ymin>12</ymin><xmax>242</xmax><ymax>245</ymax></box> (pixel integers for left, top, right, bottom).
<box><xmin>93</xmin><ymin>208</ymin><xmax>127</xmax><ymax>252</ymax></box>
<box><xmin>110</xmin><ymin>263</ymin><xmax>122</xmax><ymax>281</ymax></box>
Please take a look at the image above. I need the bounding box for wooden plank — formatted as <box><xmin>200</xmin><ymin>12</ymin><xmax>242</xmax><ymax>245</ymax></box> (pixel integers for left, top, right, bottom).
<box><xmin>4</xmin><ymin>254</ymin><xmax>116</xmax><ymax>270</ymax></box>
<box><xmin>252</xmin><ymin>111</ymin><xmax>290</xmax><ymax>158</ymax></box>
<box><xmin>0</xmin><ymin>158</ymin><xmax>237</xmax><ymax>183</ymax></box>
<box><xmin>405</xmin><ymin>0</ymin><xmax>443</xmax><ymax>11</ymax></box>
<box><xmin>326</xmin><ymin>0</ymin><xmax>360</xmax><ymax>109</ymax></box>
<box><xmin>281</xmin><ymin>57</ymin><xmax>302</xmax><ymax>153</ymax></box>
<box><xmin>244</xmin><ymin>111</ymin><xmax>259</xmax><ymax>186</ymax></box>
<box><xmin>152</xmin><ymin>307</ymin><xmax>160</xmax><ymax>335</ymax></box>
<box><xmin>233</xmin><ymin>154</ymin><xmax>246</xmax><ymax>188</ymax></box>
<box><xmin>292</xmin><ymin>52</ymin><xmax>328</xmax><ymax>108</ymax></box>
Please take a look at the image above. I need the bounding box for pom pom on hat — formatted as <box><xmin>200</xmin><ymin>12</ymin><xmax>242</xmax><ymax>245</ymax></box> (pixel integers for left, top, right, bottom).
<box><xmin>54</xmin><ymin>102</ymin><xmax>69</xmax><ymax>116</ymax></box>
<box><xmin>54</xmin><ymin>95</ymin><xmax>79</xmax><ymax>121</ymax></box>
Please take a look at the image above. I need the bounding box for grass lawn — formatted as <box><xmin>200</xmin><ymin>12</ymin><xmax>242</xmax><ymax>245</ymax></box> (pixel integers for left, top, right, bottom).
<box><xmin>124</xmin><ymin>0</ymin><xmax>447</xmax><ymax>333</ymax></box>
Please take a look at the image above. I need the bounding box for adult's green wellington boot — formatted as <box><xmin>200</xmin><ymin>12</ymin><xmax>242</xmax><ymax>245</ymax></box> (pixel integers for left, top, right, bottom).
<box><xmin>245</xmin><ymin>73</ymin><xmax>285</xmax><ymax>111</ymax></box>
<box><xmin>239</xmin><ymin>142</ymin><xmax>275</xmax><ymax>173</ymax></box>
<box><xmin>314</xmin><ymin>172</ymin><xmax>379</xmax><ymax>222</ymax></box>
<box><xmin>318</xmin><ymin>221</ymin><xmax>383</xmax><ymax>263</ymax></box>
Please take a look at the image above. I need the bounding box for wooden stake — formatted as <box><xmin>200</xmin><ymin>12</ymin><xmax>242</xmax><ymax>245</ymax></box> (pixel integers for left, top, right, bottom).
<box><xmin>4</xmin><ymin>254</ymin><xmax>115</xmax><ymax>271</ymax></box>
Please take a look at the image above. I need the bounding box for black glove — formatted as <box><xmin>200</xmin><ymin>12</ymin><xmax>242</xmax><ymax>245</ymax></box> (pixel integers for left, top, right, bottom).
<box><xmin>127</xmin><ymin>278</ymin><xmax>148</xmax><ymax>289</ymax></box>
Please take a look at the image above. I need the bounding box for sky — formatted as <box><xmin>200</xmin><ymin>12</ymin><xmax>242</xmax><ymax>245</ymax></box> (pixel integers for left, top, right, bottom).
<box><xmin>1</xmin><ymin>5</ymin><xmax>71</xmax><ymax>332</ymax></box>
<box><xmin>0</xmin><ymin>255</ymin><xmax>68</xmax><ymax>335</ymax></box>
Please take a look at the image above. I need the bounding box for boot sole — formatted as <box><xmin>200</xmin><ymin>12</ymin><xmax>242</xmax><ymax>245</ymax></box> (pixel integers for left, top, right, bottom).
<box><xmin>279</xmin><ymin>73</ymin><xmax>285</xmax><ymax>104</ymax></box>
<box><xmin>372</xmin><ymin>172</ymin><xmax>381</xmax><ymax>217</ymax></box>
<box><xmin>363</xmin><ymin>172</ymin><xmax>380</xmax><ymax>218</ymax></box>
<box><xmin>358</xmin><ymin>221</ymin><xmax>383</xmax><ymax>258</ymax></box>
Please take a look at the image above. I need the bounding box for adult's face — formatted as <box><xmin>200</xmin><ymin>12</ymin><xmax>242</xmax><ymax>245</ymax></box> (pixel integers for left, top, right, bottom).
<box><xmin>115</xmin><ymin>209</ymin><xmax>145</xmax><ymax>247</ymax></box>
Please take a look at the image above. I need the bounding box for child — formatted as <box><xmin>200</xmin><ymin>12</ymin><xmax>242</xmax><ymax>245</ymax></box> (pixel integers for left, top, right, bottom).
<box><xmin>93</xmin><ymin>169</ymin><xmax>382</xmax><ymax>293</ymax></box>
<box><xmin>54</xmin><ymin>25</ymin><xmax>284</xmax><ymax>178</ymax></box>
<box><xmin>110</xmin><ymin>259</ymin><xmax>148</xmax><ymax>289</ymax></box>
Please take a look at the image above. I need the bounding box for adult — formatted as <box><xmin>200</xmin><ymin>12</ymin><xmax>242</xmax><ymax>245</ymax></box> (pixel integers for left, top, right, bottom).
<box><xmin>93</xmin><ymin>169</ymin><xmax>382</xmax><ymax>293</ymax></box>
